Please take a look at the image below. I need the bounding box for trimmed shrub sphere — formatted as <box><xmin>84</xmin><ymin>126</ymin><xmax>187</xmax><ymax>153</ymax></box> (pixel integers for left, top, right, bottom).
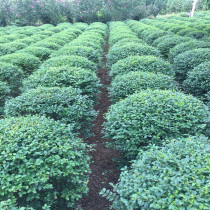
<box><xmin>0</xmin><ymin>53</ymin><xmax>41</xmax><ymax>74</ymax></box>
<box><xmin>110</xmin><ymin>71</ymin><xmax>177</xmax><ymax>102</ymax></box>
<box><xmin>0</xmin><ymin>115</ymin><xmax>91</xmax><ymax>209</ymax></box>
<box><xmin>103</xmin><ymin>89</ymin><xmax>208</xmax><ymax>159</ymax></box>
<box><xmin>183</xmin><ymin>61</ymin><xmax>210</xmax><ymax>99</ymax></box>
<box><xmin>5</xmin><ymin>87</ymin><xmax>96</xmax><ymax>137</ymax></box>
<box><xmin>0</xmin><ymin>62</ymin><xmax>24</xmax><ymax>95</ymax></box>
<box><xmin>41</xmin><ymin>55</ymin><xmax>97</xmax><ymax>71</ymax></box>
<box><xmin>110</xmin><ymin>55</ymin><xmax>173</xmax><ymax>77</ymax></box>
<box><xmin>173</xmin><ymin>48</ymin><xmax>210</xmax><ymax>81</ymax></box>
<box><xmin>107</xmin><ymin>43</ymin><xmax>161</xmax><ymax>67</ymax></box>
<box><xmin>22</xmin><ymin>66</ymin><xmax>100</xmax><ymax>101</ymax></box>
<box><xmin>102</xmin><ymin>136</ymin><xmax>210</xmax><ymax>209</ymax></box>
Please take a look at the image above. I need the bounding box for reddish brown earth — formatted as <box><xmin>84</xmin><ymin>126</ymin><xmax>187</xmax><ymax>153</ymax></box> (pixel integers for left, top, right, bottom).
<box><xmin>78</xmin><ymin>39</ymin><xmax>120</xmax><ymax>210</ymax></box>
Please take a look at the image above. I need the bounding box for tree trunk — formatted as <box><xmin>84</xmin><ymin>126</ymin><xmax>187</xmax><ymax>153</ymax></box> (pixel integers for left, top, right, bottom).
<box><xmin>190</xmin><ymin>0</ymin><xmax>199</xmax><ymax>17</ymax></box>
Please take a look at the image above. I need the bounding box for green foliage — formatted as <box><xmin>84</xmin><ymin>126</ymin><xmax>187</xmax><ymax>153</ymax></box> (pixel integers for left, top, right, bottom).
<box><xmin>20</xmin><ymin>46</ymin><xmax>53</xmax><ymax>61</ymax></box>
<box><xmin>186</xmin><ymin>30</ymin><xmax>208</xmax><ymax>40</ymax></box>
<box><xmin>33</xmin><ymin>41</ymin><xmax>60</xmax><ymax>50</ymax></box>
<box><xmin>52</xmin><ymin>46</ymin><xmax>101</xmax><ymax>64</ymax></box>
<box><xmin>5</xmin><ymin>87</ymin><xmax>96</xmax><ymax>137</ymax></box>
<box><xmin>107</xmin><ymin>43</ymin><xmax>161</xmax><ymax>67</ymax></box>
<box><xmin>110</xmin><ymin>55</ymin><xmax>173</xmax><ymax>77</ymax></box>
<box><xmin>143</xmin><ymin>30</ymin><xmax>169</xmax><ymax>45</ymax></box>
<box><xmin>110</xmin><ymin>71</ymin><xmax>177</xmax><ymax>102</ymax></box>
<box><xmin>173</xmin><ymin>48</ymin><xmax>210</xmax><ymax>81</ymax></box>
<box><xmin>183</xmin><ymin>62</ymin><xmax>210</xmax><ymax>100</ymax></box>
<box><xmin>0</xmin><ymin>81</ymin><xmax>10</xmax><ymax>114</ymax></box>
<box><xmin>103</xmin><ymin>89</ymin><xmax>208</xmax><ymax>160</ymax></box>
<box><xmin>101</xmin><ymin>136</ymin><xmax>210</xmax><ymax>209</ymax></box>
<box><xmin>41</xmin><ymin>55</ymin><xmax>97</xmax><ymax>71</ymax></box>
<box><xmin>169</xmin><ymin>40</ymin><xmax>210</xmax><ymax>62</ymax></box>
<box><xmin>156</xmin><ymin>36</ymin><xmax>191</xmax><ymax>57</ymax></box>
<box><xmin>0</xmin><ymin>41</ymin><xmax>27</xmax><ymax>56</ymax></box>
<box><xmin>22</xmin><ymin>66</ymin><xmax>100</xmax><ymax>102</ymax></box>
<box><xmin>0</xmin><ymin>53</ymin><xmax>41</xmax><ymax>75</ymax></box>
<box><xmin>0</xmin><ymin>62</ymin><xmax>24</xmax><ymax>96</ymax></box>
<box><xmin>0</xmin><ymin>115</ymin><xmax>91</xmax><ymax>209</ymax></box>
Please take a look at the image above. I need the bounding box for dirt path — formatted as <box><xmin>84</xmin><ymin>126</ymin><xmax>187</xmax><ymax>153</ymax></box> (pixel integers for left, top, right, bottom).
<box><xmin>78</xmin><ymin>37</ymin><xmax>120</xmax><ymax>210</ymax></box>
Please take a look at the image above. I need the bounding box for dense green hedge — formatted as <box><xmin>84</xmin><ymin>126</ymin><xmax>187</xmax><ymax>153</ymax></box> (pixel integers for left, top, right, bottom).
<box><xmin>33</xmin><ymin>41</ymin><xmax>60</xmax><ymax>50</ymax></box>
<box><xmin>20</xmin><ymin>46</ymin><xmax>53</xmax><ymax>61</ymax></box>
<box><xmin>110</xmin><ymin>55</ymin><xmax>173</xmax><ymax>77</ymax></box>
<box><xmin>0</xmin><ymin>62</ymin><xmax>24</xmax><ymax>96</ymax></box>
<box><xmin>183</xmin><ymin>62</ymin><xmax>210</xmax><ymax>99</ymax></box>
<box><xmin>41</xmin><ymin>55</ymin><xmax>97</xmax><ymax>71</ymax></box>
<box><xmin>52</xmin><ymin>46</ymin><xmax>101</xmax><ymax>64</ymax></box>
<box><xmin>173</xmin><ymin>48</ymin><xmax>210</xmax><ymax>81</ymax></box>
<box><xmin>109</xmin><ymin>71</ymin><xmax>177</xmax><ymax>102</ymax></box>
<box><xmin>22</xmin><ymin>66</ymin><xmax>100</xmax><ymax>102</ymax></box>
<box><xmin>0</xmin><ymin>81</ymin><xmax>10</xmax><ymax>114</ymax></box>
<box><xmin>143</xmin><ymin>31</ymin><xmax>169</xmax><ymax>45</ymax></box>
<box><xmin>103</xmin><ymin>89</ymin><xmax>208</xmax><ymax>160</ymax></box>
<box><xmin>101</xmin><ymin>136</ymin><xmax>210</xmax><ymax>209</ymax></box>
<box><xmin>5</xmin><ymin>87</ymin><xmax>96</xmax><ymax>137</ymax></box>
<box><xmin>0</xmin><ymin>115</ymin><xmax>91</xmax><ymax>209</ymax></box>
<box><xmin>156</xmin><ymin>36</ymin><xmax>191</xmax><ymax>57</ymax></box>
<box><xmin>169</xmin><ymin>40</ymin><xmax>210</xmax><ymax>62</ymax></box>
<box><xmin>107</xmin><ymin>43</ymin><xmax>161</xmax><ymax>67</ymax></box>
<box><xmin>0</xmin><ymin>53</ymin><xmax>41</xmax><ymax>75</ymax></box>
<box><xmin>0</xmin><ymin>41</ymin><xmax>27</xmax><ymax>56</ymax></box>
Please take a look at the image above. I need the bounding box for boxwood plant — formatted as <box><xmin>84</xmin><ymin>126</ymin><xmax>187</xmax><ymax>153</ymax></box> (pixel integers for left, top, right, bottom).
<box><xmin>173</xmin><ymin>48</ymin><xmax>210</xmax><ymax>81</ymax></box>
<box><xmin>22</xmin><ymin>66</ymin><xmax>100</xmax><ymax>102</ymax></box>
<box><xmin>110</xmin><ymin>55</ymin><xmax>173</xmax><ymax>77</ymax></box>
<box><xmin>5</xmin><ymin>87</ymin><xmax>96</xmax><ymax>137</ymax></box>
<box><xmin>109</xmin><ymin>71</ymin><xmax>177</xmax><ymax>102</ymax></box>
<box><xmin>0</xmin><ymin>115</ymin><xmax>91</xmax><ymax>209</ymax></box>
<box><xmin>101</xmin><ymin>136</ymin><xmax>210</xmax><ymax>210</ymax></box>
<box><xmin>103</xmin><ymin>89</ymin><xmax>208</xmax><ymax>160</ymax></box>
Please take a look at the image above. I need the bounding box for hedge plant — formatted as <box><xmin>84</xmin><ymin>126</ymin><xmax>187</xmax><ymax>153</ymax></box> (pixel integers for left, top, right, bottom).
<box><xmin>103</xmin><ymin>89</ymin><xmax>208</xmax><ymax>160</ymax></box>
<box><xmin>0</xmin><ymin>81</ymin><xmax>10</xmax><ymax>114</ymax></box>
<box><xmin>0</xmin><ymin>41</ymin><xmax>27</xmax><ymax>56</ymax></box>
<box><xmin>101</xmin><ymin>136</ymin><xmax>210</xmax><ymax>210</ymax></box>
<box><xmin>5</xmin><ymin>87</ymin><xmax>96</xmax><ymax>137</ymax></box>
<box><xmin>52</xmin><ymin>46</ymin><xmax>101</xmax><ymax>64</ymax></box>
<box><xmin>183</xmin><ymin>61</ymin><xmax>210</xmax><ymax>99</ymax></box>
<box><xmin>169</xmin><ymin>40</ymin><xmax>210</xmax><ymax>62</ymax></box>
<box><xmin>173</xmin><ymin>48</ymin><xmax>210</xmax><ymax>81</ymax></box>
<box><xmin>22</xmin><ymin>66</ymin><xmax>100</xmax><ymax>102</ymax></box>
<box><xmin>0</xmin><ymin>62</ymin><xmax>24</xmax><ymax>95</ymax></box>
<box><xmin>110</xmin><ymin>71</ymin><xmax>177</xmax><ymax>102</ymax></box>
<box><xmin>107</xmin><ymin>43</ymin><xmax>161</xmax><ymax>67</ymax></box>
<box><xmin>110</xmin><ymin>55</ymin><xmax>173</xmax><ymax>77</ymax></box>
<box><xmin>20</xmin><ymin>46</ymin><xmax>53</xmax><ymax>61</ymax></box>
<box><xmin>41</xmin><ymin>55</ymin><xmax>97</xmax><ymax>71</ymax></box>
<box><xmin>0</xmin><ymin>53</ymin><xmax>41</xmax><ymax>75</ymax></box>
<box><xmin>33</xmin><ymin>41</ymin><xmax>60</xmax><ymax>50</ymax></box>
<box><xmin>0</xmin><ymin>115</ymin><xmax>91</xmax><ymax>209</ymax></box>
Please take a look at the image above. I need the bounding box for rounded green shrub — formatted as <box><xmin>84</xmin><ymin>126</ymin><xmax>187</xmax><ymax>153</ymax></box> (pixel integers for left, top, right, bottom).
<box><xmin>0</xmin><ymin>41</ymin><xmax>27</xmax><ymax>56</ymax></box>
<box><xmin>183</xmin><ymin>62</ymin><xmax>210</xmax><ymax>99</ymax></box>
<box><xmin>107</xmin><ymin>43</ymin><xmax>161</xmax><ymax>67</ymax></box>
<box><xmin>144</xmin><ymin>31</ymin><xmax>169</xmax><ymax>45</ymax></box>
<box><xmin>101</xmin><ymin>136</ymin><xmax>210</xmax><ymax>210</ymax></box>
<box><xmin>110</xmin><ymin>71</ymin><xmax>177</xmax><ymax>102</ymax></box>
<box><xmin>169</xmin><ymin>40</ymin><xmax>210</xmax><ymax>62</ymax></box>
<box><xmin>153</xmin><ymin>35</ymin><xmax>179</xmax><ymax>47</ymax></box>
<box><xmin>110</xmin><ymin>55</ymin><xmax>173</xmax><ymax>77</ymax></box>
<box><xmin>109</xmin><ymin>33</ymin><xmax>138</xmax><ymax>47</ymax></box>
<box><xmin>0</xmin><ymin>62</ymin><xmax>24</xmax><ymax>95</ymax></box>
<box><xmin>44</xmin><ymin>37</ymin><xmax>67</xmax><ymax>46</ymax></box>
<box><xmin>0</xmin><ymin>53</ymin><xmax>41</xmax><ymax>75</ymax></box>
<box><xmin>103</xmin><ymin>89</ymin><xmax>208</xmax><ymax>159</ymax></box>
<box><xmin>33</xmin><ymin>41</ymin><xmax>60</xmax><ymax>50</ymax></box>
<box><xmin>69</xmin><ymin>40</ymin><xmax>101</xmax><ymax>51</ymax></box>
<box><xmin>5</xmin><ymin>87</ymin><xmax>96</xmax><ymax>136</ymax></box>
<box><xmin>41</xmin><ymin>55</ymin><xmax>97</xmax><ymax>71</ymax></box>
<box><xmin>22</xmin><ymin>66</ymin><xmax>100</xmax><ymax>101</ymax></box>
<box><xmin>20</xmin><ymin>46</ymin><xmax>53</xmax><ymax>61</ymax></box>
<box><xmin>0</xmin><ymin>81</ymin><xmax>10</xmax><ymax>113</ymax></box>
<box><xmin>0</xmin><ymin>115</ymin><xmax>91</xmax><ymax>209</ymax></box>
<box><xmin>156</xmin><ymin>36</ymin><xmax>191</xmax><ymax>57</ymax></box>
<box><xmin>186</xmin><ymin>30</ymin><xmax>208</xmax><ymax>39</ymax></box>
<box><xmin>52</xmin><ymin>46</ymin><xmax>101</xmax><ymax>64</ymax></box>
<box><xmin>173</xmin><ymin>48</ymin><xmax>210</xmax><ymax>81</ymax></box>
<box><xmin>177</xmin><ymin>28</ymin><xmax>194</xmax><ymax>36</ymax></box>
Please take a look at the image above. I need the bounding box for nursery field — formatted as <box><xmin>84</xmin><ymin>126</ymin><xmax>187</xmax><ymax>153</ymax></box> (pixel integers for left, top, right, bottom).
<box><xmin>0</xmin><ymin>11</ymin><xmax>209</xmax><ymax>210</ymax></box>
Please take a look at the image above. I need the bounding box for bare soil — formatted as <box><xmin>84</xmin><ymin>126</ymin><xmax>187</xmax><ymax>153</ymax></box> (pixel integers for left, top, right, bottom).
<box><xmin>78</xmin><ymin>39</ymin><xmax>120</xmax><ymax>210</ymax></box>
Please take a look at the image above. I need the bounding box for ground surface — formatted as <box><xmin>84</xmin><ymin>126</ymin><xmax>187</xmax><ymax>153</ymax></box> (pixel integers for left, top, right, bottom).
<box><xmin>78</xmin><ymin>38</ymin><xmax>120</xmax><ymax>210</ymax></box>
